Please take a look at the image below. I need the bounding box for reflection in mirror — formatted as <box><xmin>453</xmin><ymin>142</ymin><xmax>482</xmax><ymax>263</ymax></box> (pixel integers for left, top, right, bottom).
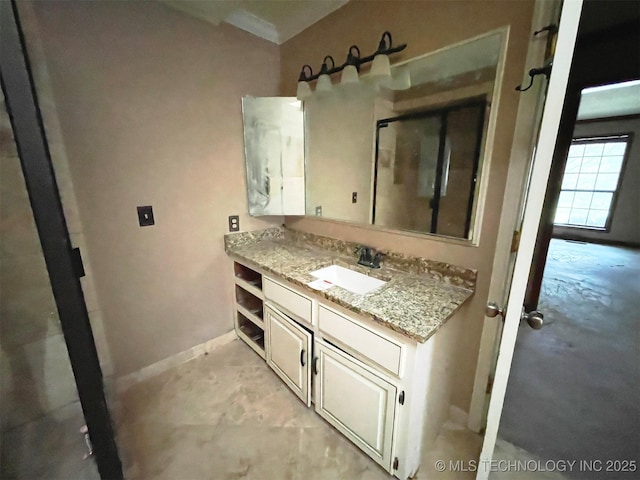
<box><xmin>304</xmin><ymin>31</ymin><xmax>503</xmax><ymax>240</ymax></box>
<box><xmin>373</xmin><ymin>101</ymin><xmax>486</xmax><ymax>236</ymax></box>
<box><xmin>242</xmin><ymin>97</ymin><xmax>305</xmax><ymax>216</ymax></box>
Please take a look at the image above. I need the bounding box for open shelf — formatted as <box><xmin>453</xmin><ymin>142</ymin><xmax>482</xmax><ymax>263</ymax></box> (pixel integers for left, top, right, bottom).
<box><xmin>235</xmin><ymin>285</ymin><xmax>263</xmax><ymax>315</ymax></box>
<box><xmin>235</xmin><ymin>278</ymin><xmax>263</xmax><ymax>299</ymax></box>
<box><xmin>236</xmin><ymin>303</ymin><xmax>264</xmax><ymax>328</ymax></box>
<box><xmin>233</xmin><ymin>261</ymin><xmax>265</xmax><ymax>360</ymax></box>
<box><xmin>236</xmin><ymin>311</ymin><xmax>265</xmax><ymax>359</ymax></box>
<box><xmin>235</xmin><ymin>262</ymin><xmax>263</xmax><ymax>289</ymax></box>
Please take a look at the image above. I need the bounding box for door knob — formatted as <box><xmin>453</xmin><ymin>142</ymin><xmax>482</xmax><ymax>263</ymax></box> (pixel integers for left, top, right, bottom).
<box><xmin>486</xmin><ymin>302</ymin><xmax>544</xmax><ymax>330</ymax></box>
<box><xmin>485</xmin><ymin>302</ymin><xmax>505</xmax><ymax>319</ymax></box>
<box><xmin>522</xmin><ymin>310</ymin><xmax>544</xmax><ymax>329</ymax></box>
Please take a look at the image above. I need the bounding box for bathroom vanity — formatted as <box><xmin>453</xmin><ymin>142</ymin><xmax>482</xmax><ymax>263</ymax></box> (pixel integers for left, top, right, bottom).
<box><xmin>225</xmin><ymin>227</ymin><xmax>476</xmax><ymax>480</ymax></box>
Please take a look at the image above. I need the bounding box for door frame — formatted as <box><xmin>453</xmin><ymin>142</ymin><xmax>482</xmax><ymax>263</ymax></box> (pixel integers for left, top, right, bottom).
<box><xmin>469</xmin><ymin>0</ymin><xmax>640</xmax><ymax>442</ymax></box>
<box><xmin>474</xmin><ymin>1</ymin><xmax>584</xmax><ymax>477</ymax></box>
<box><xmin>467</xmin><ymin>0</ymin><xmax>564</xmax><ymax>433</ymax></box>
<box><xmin>524</xmin><ymin>14</ymin><xmax>640</xmax><ymax>312</ymax></box>
<box><xmin>0</xmin><ymin>2</ymin><xmax>123</xmax><ymax>478</ymax></box>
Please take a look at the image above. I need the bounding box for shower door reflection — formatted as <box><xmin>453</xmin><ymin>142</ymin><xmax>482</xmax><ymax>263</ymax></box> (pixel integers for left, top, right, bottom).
<box><xmin>373</xmin><ymin>101</ymin><xmax>487</xmax><ymax>236</ymax></box>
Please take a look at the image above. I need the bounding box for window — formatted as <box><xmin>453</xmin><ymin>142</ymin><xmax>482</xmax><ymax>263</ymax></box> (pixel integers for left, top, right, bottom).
<box><xmin>554</xmin><ymin>135</ymin><xmax>629</xmax><ymax>229</ymax></box>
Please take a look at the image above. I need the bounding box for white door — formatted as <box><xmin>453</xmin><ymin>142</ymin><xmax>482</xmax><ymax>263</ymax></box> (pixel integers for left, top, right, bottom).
<box><xmin>476</xmin><ymin>1</ymin><xmax>584</xmax><ymax>478</ymax></box>
<box><xmin>314</xmin><ymin>339</ymin><xmax>397</xmax><ymax>471</ymax></box>
<box><xmin>265</xmin><ymin>305</ymin><xmax>312</xmax><ymax>406</ymax></box>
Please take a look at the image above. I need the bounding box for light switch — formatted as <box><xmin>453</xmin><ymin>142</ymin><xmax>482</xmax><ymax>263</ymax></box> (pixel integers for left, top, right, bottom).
<box><xmin>137</xmin><ymin>206</ymin><xmax>155</xmax><ymax>227</ymax></box>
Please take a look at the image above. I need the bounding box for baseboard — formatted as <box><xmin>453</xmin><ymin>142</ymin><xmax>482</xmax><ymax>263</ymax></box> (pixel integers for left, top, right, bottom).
<box><xmin>449</xmin><ymin>405</ymin><xmax>469</xmax><ymax>426</ymax></box>
<box><xmin>441</xmin><ymin>405</ymin><xmax>470</xmax><ymax>431</ymax></box>
<box><xmin>552</xmin><ymin>233</ymin><xmax>640</xmax><ymax>249</ymax></box>
<box><xmin>115</xmin><ymin>330</ymin><xmax>237</xmax><ymax>393</ymax></box>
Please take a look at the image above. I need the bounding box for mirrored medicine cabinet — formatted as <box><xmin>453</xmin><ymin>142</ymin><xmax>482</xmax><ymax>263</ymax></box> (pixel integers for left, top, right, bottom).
<box><xmin>242</xmin><ymin>30</ymin><xmax>505</xmax><ymax>241</ymax></box>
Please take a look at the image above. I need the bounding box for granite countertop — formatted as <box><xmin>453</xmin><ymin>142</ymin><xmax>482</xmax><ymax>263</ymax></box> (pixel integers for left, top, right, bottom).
<box><xmin>225</xmin><ymin>227</ymin><xmax>476</xmax><ymax>343</ymax></box>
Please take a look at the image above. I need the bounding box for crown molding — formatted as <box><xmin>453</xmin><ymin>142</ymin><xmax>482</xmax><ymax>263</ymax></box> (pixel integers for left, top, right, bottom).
<box><xmin>225</xmin><ymin>9</ymin><xmax>280</xmax><ymax>44</ymax></box>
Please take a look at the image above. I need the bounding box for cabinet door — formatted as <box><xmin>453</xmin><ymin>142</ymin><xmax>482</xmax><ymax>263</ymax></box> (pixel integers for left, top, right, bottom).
<box><xmin>265</xmin><ymin>305</ymin><xmax>312</xmax><ymax>406</ymax></box>
<box><xmin>241</xmin><ymin>97</ymin><xmax>305</xmax><ymax>216</ymax></box>
<box><xmin>314</xmin><ymin>340</ymin><xmax>396</xmax><ymax>471</ymax></box>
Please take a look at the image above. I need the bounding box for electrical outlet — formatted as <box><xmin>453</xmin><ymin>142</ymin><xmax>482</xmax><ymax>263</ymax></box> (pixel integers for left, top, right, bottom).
<box><xmin>228</xmin><ymin>215</ymin><xmax>240</xmax><ymax>232</ymax></box>
<box><xmin>352</xmin><ymin>192</ymin><xmax>358</xmax><ymax>203</ymax></box>
<box><xmin>137</xmin><ymin>206</ymin><xmax>154</xmax><ymax>227</ymax></box>
<box><xmin>315</xmin><ymin>206</ymin><xmax>322</xmax><ymax>216</ymax></box>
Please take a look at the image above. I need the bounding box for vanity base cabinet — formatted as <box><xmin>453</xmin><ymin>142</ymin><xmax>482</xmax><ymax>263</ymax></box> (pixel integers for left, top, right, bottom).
<box><xmin>315</xmin><ymin>340</ymin><xmax>397</xmax><ymax>472</ymax></box>
<box><xmin>230</xmin><ymin>266</ymin><xmax>455</xmax><ymax>480</ymax></box>
<box><xmin>265</xmin><ymin>304</ymin><xmax>312</xmax><ymax>406</ymax></box>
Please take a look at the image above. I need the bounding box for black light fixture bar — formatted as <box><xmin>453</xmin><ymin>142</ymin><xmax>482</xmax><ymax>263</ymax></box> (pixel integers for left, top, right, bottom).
<box><xmin>297</xmin><ymin>31</ymin><xmax>407</xmax><ymax>82</ymax></box>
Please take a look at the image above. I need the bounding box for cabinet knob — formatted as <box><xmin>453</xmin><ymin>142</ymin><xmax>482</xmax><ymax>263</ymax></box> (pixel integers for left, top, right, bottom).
<box><xmin>300</xmin><ymin>349</ymin><xmax>306</xmax><ymax>366</ymax></box>
<box><xmin>313</xmin><ymin>357</ymin><xmax>319</xmax><ymax>375</ymax></box>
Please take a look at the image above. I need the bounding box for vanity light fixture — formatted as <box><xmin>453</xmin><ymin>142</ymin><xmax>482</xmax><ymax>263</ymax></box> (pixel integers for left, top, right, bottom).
<box><xmin>340</xmin><ymin>45</ymin><xmax>361</xmax><ymax>85</ymax></box>
<box><xmin>369</xmin><ymin>32</ymin><xmax>394</xmax><ymax>80</ymax></box>
<box><xmin>296</xmin><ymin>65</ymin><xmax>313</xmax><ymax>100</ymax></box>
<box><xmin>316</xmin><ymin>56</ymin><xmax>335</xmax><ymax>93</ymax></box>
<box><xmin>295</xmin><ymin>31</ymin><xmax>406</xmax><ymax>99</ymax></box>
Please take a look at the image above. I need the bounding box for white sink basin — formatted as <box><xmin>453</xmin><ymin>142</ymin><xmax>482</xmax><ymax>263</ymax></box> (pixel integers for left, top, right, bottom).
<box><xmin>309</xmin><ymin>265</ymin><xmax>387</xmax><ymax>295</ymax></box>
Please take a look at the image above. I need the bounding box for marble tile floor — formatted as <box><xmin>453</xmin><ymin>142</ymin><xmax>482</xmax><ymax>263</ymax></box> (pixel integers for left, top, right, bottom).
<box><xmin>0</xmin><ymin>400</ymin><xmax>100</xmax><ymax>480</ymax></box>
<box><xmin>114</xmin><ymin>339</ymin><xmax>484</xmax><ymax>480</ymax></box>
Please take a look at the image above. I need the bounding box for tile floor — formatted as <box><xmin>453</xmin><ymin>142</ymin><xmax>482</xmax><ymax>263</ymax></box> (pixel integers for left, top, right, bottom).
<box><xmin>114</xmin><ymin>339</ymin><xmax>484</xmax><ymax>480</ymax></box>
<box><xmin>0</xmin><ymin>401</ymin><xmax>100</xmax><ymax>480</ymax></box>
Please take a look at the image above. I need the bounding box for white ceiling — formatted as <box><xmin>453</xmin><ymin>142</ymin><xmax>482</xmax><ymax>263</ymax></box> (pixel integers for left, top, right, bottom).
<box><xmin>161</xmin><ymin>0</ymin><xmax>348</xmax><ymax>45</ymax></box>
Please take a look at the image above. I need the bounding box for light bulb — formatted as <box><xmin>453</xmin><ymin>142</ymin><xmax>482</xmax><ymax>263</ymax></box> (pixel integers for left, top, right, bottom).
<box><xmin>296</xmin><ymin>81</ymin><xmax>312</xmax><ymax>100</ymax></box>
<box><xmin>316</xmin><ymin>74</ymin><xmax>333</xmax><ymax>93</ymax></box>
<box><xmin>341</xmin><ymin>65</ymin><xmax>359</xmax><ymax>85</ymax></box>
<box><xmin>370</xmin><ymin>54</ymin><xmax>391</xmax><ymax>79</ymax></box>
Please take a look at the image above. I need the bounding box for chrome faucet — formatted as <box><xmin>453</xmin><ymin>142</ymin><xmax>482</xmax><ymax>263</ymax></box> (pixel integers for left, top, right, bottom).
<box><xmin>355</xmin><ymin>246</ymin><xmax>384</xmax><ymax>269</ymax></box>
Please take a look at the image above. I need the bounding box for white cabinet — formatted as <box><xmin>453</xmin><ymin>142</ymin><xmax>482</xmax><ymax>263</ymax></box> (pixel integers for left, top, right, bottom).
<box><xmin>241</xmin><ymin>97</ymin><xmax>305</xmax><ymax>216</ymax></box>
<box><xmin>318</xmin><ymin>305</ymin><xmax>403</xmax><ymax>376</ymax></box>
<box><xmin>265</xmin><ymin>304</ymin><xmax>312</xmax><ymax>406</ymax></box>
<box><xmin>264</xmin><ymin>277</ymin><xmax>312</xmax><ymax>324</ymax></box>
<box><xmin>231</xmin><ymin>265</ymin><xmax>447</xmax><ymax>480</ymax></box>
<box><xmin>233</xmin><ymin>263</ymin><xmax>265</xmax><ymax>359</ymax></box>
<box><xmin>315</xmin><ymin>340</ymin><xmax>397</xmax><ymax>471</ymax></box>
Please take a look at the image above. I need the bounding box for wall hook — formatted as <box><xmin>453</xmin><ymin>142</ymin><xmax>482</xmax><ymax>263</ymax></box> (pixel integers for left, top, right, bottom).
<box><xmin>515</xmin><ymin>63</ymin><xmax>553</xmax><ymax>92</ymax></box>
<box><xmin>533</xmin><ymin>24</ymin><xmax>558</xmax><ymax>37</ymax></box>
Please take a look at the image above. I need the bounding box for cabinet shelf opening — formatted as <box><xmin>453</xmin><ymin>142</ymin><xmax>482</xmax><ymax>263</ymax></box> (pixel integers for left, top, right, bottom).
<box><xmin>235</xmin><ymin>285</ymin><xmax>263</xmax><ymax>318</ymax></box>
<box><xmin>234</xmin><ymin>262</ymin><xmax>263</xmax><ymax>290</ymax></box>
<box><xmin>237</xmin><ymin>311</ymin><xmax>265</xmax><ymax>350</ymax></box>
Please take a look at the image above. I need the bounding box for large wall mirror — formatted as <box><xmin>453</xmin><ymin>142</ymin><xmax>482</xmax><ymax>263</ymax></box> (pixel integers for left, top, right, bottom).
<box><xmin>242</xmin><ymin>30</ymin><xmax>505</xmax><ymax>240</ymax></box>
<box><xmin>305</xmin><ymin>30</ymin><xmax>505</xmax><ymax>240</ymax></box>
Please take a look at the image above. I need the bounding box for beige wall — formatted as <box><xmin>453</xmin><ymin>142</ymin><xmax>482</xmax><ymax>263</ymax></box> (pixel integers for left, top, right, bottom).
<box><xmin>31</xmin><ymin>1</ymin><xmax>281</xmax><ymax>376</ymax></box>
<box><xmin>281</xmin><ymin>0</ymin><xmax>536</xmax><ymax>411</ymax></box>
<box><xmin>553</xmin><ymin>117</ymin><xmax>640</xmax><ymax>246</ymax></box>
